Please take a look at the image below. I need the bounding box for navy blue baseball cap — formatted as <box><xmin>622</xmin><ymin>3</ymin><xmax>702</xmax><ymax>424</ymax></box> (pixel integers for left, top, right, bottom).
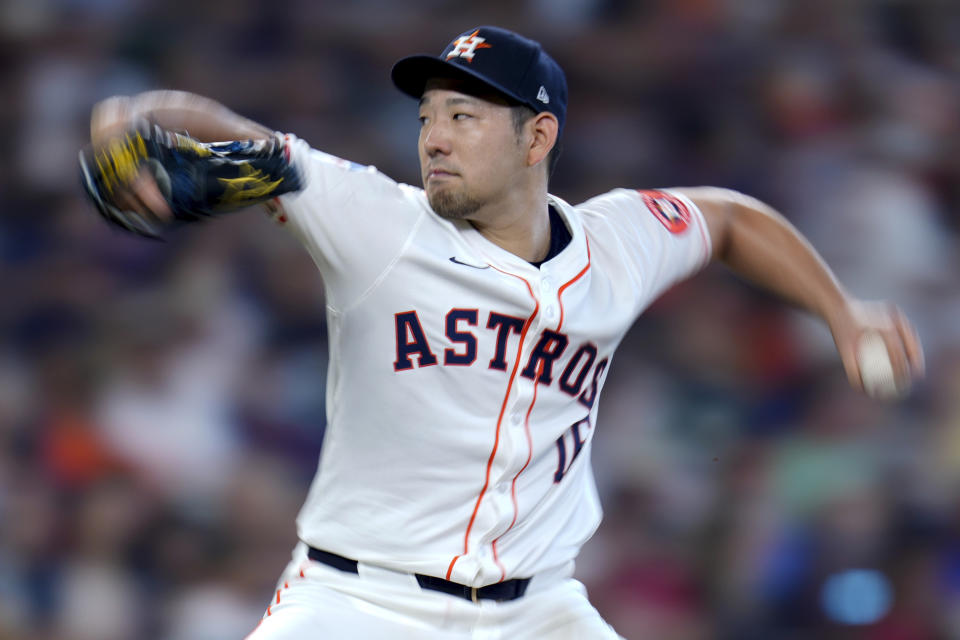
<box><xmin>391</xmin><ymin>26</ymin><xmax>568</xmax><ymax>134</ymax></box>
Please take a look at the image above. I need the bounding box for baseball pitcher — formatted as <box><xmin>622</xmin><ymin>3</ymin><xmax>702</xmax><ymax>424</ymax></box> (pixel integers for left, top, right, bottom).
<box><xmin>82</xmin><ymin>26</ymin><xmax>924</xmax><ymax>639</ymax></box>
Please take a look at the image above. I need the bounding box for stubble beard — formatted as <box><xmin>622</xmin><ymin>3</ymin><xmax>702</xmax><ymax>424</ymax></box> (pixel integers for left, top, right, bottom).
<box><xmin>427</xmin><ymin>185</ymin><xmax>484</xmax><ymax>221</ymax></box>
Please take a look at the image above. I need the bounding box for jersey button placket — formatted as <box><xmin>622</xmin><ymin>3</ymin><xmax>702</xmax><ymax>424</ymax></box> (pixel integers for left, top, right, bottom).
<box><xmin>539</xmin><ymin>274</ymin><xmax>558</xmax><ymax>327</ymax></box>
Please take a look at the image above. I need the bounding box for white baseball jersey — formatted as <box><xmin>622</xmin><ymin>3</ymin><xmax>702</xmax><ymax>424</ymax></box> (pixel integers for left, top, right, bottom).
<box><xmin>274</xmin><ymin>134</ymin><xmax>711</xmax><ymax>588</ymax></box>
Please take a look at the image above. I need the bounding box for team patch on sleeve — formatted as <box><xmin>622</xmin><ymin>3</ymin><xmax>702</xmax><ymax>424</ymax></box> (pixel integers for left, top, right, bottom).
<box><xmin>638</xmin><ymin>190</ymin><xmax>691</xmax><ymax>234</ymax></box>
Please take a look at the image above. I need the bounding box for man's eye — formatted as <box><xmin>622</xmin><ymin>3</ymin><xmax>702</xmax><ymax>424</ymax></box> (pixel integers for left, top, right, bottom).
<box><xmin>418</xmin><ymin>116</ymin><xmax>428</xmax><ymax>126</ymax></box>
<box><xmin>453</xmin><ymin>113</ymin><xmax>471</xmax><ymax>121</ymax></box>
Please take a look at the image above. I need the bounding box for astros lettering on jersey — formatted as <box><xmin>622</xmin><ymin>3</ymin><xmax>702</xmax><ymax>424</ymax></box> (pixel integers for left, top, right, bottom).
<box><xmin>271</xmin><ymin>136</ymin><xmax>711</xmax><ymax>587</ymax></box>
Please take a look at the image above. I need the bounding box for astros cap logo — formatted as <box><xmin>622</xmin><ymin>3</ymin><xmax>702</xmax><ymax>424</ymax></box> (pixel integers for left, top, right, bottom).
<box><xmin>445</xmin><ymin>30</ymin><xmax>492</xmax><ymax>63</ymax></box>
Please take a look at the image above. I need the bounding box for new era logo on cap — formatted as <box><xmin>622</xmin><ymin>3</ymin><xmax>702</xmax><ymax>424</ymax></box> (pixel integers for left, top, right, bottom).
<box><xmin>391</xmin><ymin>26</ymin><xmax>568</xmax><ymax>134</ymax></box>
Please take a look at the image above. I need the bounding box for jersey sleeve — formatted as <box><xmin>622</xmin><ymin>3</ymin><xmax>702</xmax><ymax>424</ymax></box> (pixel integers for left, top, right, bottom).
<box><xmin>270</xmin><ymin>134</ymin><xmax>424</xmax><ymax>310</ymax></box>
<box><xmin>578</xmin><ymin>188</ymin><xmax>712</xmax><ymax>311</ymax></box>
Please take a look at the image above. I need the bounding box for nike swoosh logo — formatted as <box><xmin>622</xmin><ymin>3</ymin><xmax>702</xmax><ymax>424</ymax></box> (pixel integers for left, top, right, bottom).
<box><xmin>449</xmin><ymin>256</ymin><xmax>490</xmax><ymax>269</ymax></box>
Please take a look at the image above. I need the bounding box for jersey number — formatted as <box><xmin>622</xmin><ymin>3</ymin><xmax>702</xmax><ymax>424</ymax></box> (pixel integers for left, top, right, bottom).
<box><xmin>553</xmin><ymin>416</ymin><xmax>591</xmax><ymax>483</ymax></box>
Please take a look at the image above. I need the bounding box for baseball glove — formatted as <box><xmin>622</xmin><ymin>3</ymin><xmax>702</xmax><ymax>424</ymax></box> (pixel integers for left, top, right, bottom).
<box><xmin>79</xmin><ymin>122</ymin><xmax>302</xmax><ymax>239</ymax></box>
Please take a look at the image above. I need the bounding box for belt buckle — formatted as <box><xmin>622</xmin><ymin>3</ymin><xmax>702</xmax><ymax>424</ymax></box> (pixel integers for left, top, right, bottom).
<box><xmin>470</xmin><ymin>586</ymin><xmax>479</xmax><ymax>604</ymax></box>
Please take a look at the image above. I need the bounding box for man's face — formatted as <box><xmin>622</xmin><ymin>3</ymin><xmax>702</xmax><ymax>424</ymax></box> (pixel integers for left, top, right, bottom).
<box><xmin>418</xmin><ymin>77</ymin><xmax>526</xmax><ymax>221</ymax></box>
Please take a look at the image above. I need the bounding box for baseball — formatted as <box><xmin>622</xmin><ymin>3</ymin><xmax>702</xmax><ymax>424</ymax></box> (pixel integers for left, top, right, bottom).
<box><xmin>856</xmin><ymin>331</ymin><xmax>903</xmax><ymax>399</ymax></box>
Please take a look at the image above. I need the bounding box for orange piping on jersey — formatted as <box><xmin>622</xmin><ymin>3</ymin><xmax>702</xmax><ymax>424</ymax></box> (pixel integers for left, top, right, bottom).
<box><xmin>490</xmin><ymin>541</ymin><xmax>504</xmax><ymax>582</ymax></box>
<box><xmin>491</xmin><ymin>358</ymin><xmax>542</xmax><ymax>582</ymax></box>
<box><xmin>489</xmin><ymin>235</ymin><xmax>592</xmax><ymax>576</ymax></box>
<box><xmin>556</xmin><ymin>234</ymin><xmax>592</xmax><ymax>331</ymax></box>
<box><xmin>446</xmin><ymin>268</ymin><xmax>539</xmax><ymax>581</ymax></box>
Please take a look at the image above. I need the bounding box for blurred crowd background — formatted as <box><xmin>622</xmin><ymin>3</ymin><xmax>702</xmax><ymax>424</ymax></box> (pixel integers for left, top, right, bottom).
<box><xmin>1</xmin><ymin>0</ymin><xmax>959</xmax><ymax>638</ymax></box>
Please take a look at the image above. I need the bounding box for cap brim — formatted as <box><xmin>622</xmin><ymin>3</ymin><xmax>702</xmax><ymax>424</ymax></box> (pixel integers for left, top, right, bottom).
<box><xmin>391</xmin><ymin>55</ymin><xmax>524</xmax><ymax>105</ymax></box>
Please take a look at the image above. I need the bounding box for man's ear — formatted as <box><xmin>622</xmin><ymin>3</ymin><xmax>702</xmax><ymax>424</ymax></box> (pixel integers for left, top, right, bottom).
<box><xmin>527</xmin><ymin>112</ymin><xmax>558</xmax><ymax>168</ymax></box>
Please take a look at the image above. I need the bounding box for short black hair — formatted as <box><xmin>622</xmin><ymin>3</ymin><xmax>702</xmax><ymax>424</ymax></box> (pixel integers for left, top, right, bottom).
<box><xmin>510</xmin><ymin>105</ymin><xmax>561</xmax><ymax>178</ymax></box>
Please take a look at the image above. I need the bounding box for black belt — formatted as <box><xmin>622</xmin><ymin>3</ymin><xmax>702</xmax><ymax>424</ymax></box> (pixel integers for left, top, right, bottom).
<box><xmin>306</xmin><ymin>546</ymin><xmax>530</xmax><ymax>603</ymax></box>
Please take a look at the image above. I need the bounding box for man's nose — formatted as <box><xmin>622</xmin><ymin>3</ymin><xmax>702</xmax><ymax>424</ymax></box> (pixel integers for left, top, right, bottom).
<box><xmin>422</xmin><ymin>120</ymin><xmax>452</xmax><ymax>156</ymax></box>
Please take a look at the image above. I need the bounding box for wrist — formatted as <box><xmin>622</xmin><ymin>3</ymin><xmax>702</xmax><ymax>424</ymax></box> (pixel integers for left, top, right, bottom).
<box><xmin>820</xmin><ymin>287</ymin><xmax>856</xmax><ymax>336</ymax></box>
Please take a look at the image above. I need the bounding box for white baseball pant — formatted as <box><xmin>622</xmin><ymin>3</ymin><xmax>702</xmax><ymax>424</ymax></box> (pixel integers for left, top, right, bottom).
<box><xmin>244</xmin><ymin>542</ymin><xmax>623</xmax><ymax>639</ymax></box>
